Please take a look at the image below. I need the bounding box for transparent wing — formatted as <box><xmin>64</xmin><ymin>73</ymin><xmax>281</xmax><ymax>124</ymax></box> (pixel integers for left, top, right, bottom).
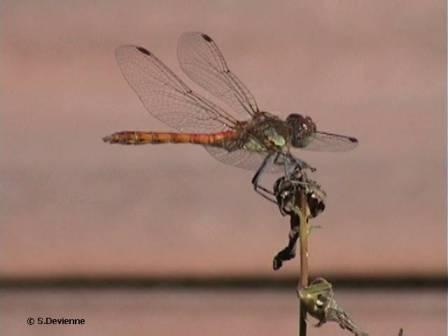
<box><xmin>204</xmin><ymin>146</ymin><xmax>284</xmax><ymax>173</ymax></box>
<box><xmin>116</xmin><ymin>45</ymin><xmax>240</xmax><ymax>133</ymax></box>
<box><xmin>178</xmin><ymin>32</ymin><xmax>259</xmax><ymax>119</ymax></box>
<box><xmin>302</xmin><ymin>131</ymin><xmax>358</xmax><ymax>152</ymax></box>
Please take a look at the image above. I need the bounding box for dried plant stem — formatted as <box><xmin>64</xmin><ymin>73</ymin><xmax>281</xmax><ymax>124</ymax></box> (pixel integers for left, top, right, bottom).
<box><xmin>296</xmin><ymin>191</ymin><xmax>311</xmax><ymax>336</ymax></box>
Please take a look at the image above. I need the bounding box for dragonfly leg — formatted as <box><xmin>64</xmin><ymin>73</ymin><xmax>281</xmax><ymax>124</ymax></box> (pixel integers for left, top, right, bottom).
<box><xmin>282</xmin><ymin>153</ymin><xmax>316</xmax><ymax>178</ymax></box>
<box><xmin>273</xmin><ymin>214</ymin><xmax>300</xmax><ymax>270</ymax></box>
<box><xmin>251</xmin><ymin>153</ymin><xmax>277</xmax><ymax>203</ymax></box>
<box><xmin>251</xmin><ymin>153</ymin><xmax>273</xmax><ymax>186</ymax></box>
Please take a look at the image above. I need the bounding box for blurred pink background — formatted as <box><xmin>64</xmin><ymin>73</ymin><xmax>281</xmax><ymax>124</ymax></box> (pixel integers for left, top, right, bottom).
<box><xmin>0</xmin><ymin>0</ymin><xmax>445</xmax><ymax>279</ymax></box>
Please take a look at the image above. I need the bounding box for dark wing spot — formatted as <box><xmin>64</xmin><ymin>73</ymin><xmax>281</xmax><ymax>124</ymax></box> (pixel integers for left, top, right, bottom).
<box><xmin>348</xmin><ymin>137</ymin><xmax>358</xmax><ymax>143</ymax></box>
<box><xmin>136</xmin><ymin>46</ymin><xmax>151</xmax><ymax>56</ymax></box>
<box><xmin>201</xmin><ymin>33</ymin><xmax>213</xmax><ymax>42</ymax></box>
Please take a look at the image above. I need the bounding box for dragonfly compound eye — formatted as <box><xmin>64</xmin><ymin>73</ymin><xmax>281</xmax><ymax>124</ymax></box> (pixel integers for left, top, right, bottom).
<box><xmin>286</xmin><ymin>114</ymin><xmax>316</xmax><ymax>148</ymax></box>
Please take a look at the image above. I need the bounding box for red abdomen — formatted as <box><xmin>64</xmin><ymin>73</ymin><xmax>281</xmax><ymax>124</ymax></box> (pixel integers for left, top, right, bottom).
<box><xmin>103</xmin><ymin>130</ymin><xmax>238</xmax><ymax>146</ymax></box>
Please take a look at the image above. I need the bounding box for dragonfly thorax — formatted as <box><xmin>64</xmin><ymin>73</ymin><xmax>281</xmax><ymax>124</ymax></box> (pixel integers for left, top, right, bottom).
<box><xmin>241</xmin><ymin>112</ymin><xmax>291</xmax><ymax>152</ymax></box>
<box><xmin>286</xmin><ymin>114</ymin><xmax>317</xmax><ymax>148</ymax></box>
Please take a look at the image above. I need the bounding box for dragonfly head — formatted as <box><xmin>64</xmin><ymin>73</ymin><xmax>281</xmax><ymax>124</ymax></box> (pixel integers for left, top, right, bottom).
<box><xmin>286</xmin><ymin>114</ymin><xmax>317</xmax><ymax>148</ymax></box>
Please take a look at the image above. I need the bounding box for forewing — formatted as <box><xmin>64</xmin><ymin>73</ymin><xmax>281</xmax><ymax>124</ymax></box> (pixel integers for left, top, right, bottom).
<box><xmin>302</xmin><ymin>131</ymin><xmax>358</xmax><ymax>152</ymax></box>
<box><xmin>204</xmin><ymin>146</ymin><xmax>284</xmax><ymax>173</ymax></box>
<box><xmin>115</xmin><ymin>45</ymin><xmax>238</xmax><ymax>133</ymax></box>
<box><xmin>178</xmin><ymin>32</ymin><xmax>259</xmax><ymax>118</ymax></box>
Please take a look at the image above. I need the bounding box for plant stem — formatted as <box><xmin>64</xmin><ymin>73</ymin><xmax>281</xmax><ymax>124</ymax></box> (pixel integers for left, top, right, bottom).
<box><xmin>296</xmin><ymin>190</ymin><xmax>311</xmax><ymax>336</ymax></box>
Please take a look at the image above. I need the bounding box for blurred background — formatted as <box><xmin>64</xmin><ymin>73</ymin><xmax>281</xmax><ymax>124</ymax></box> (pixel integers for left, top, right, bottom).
<box><xmin>0</xmin><ymin>0</ymin><xmax>446</xmax><ymax>335</ymax></box>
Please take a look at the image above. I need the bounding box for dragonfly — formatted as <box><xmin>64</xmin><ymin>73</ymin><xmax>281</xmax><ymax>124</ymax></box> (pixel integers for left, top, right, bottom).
<box><xmin>103</xmin><ymin>32</ymin><xmax>358</xmax><ymax>193</ymax></box>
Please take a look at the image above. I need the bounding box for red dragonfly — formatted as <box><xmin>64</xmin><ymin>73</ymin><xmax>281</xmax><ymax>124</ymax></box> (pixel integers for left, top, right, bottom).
<box><xmin>104</xmin><ymin>32</ymin><xmax>358</xmax><ymax>185</ymax></box>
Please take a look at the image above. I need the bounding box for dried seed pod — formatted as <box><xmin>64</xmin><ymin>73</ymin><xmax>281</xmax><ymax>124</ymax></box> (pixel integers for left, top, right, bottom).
<box><xmin>299</xmin><ymin>278</ymin><xmax>368</xmax><ymax>336</ymax></box>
